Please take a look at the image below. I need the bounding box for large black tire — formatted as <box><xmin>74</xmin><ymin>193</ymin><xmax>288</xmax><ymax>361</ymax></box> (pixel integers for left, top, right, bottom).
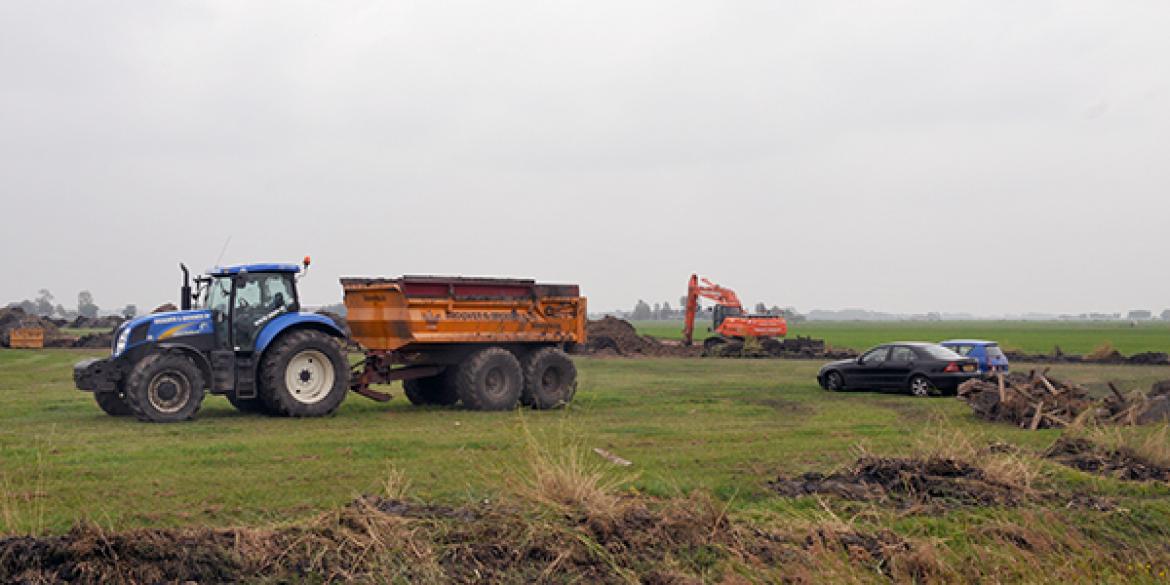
<box><xmin>94</xmin><ymin>390</ymin><xmax>132</xmax><ymax>416</ymax></box>
<box><xmin>403</xmin><ymin>369</ymin><xmax>459</xmax><ymax>406</ymax></box>
<box><xmin>259</xmin><ymin>329</ymin><xmax>349</xmax><ymax>417</ymax></box>
<box><xmin>521</xmin><ymin>347</ymin><xmax>577</xmax><ymax>409</ymax></box>
<box><xmin>125</xmin><ymin>352</ymin><xmax>206</xmax><ymax>423</ymax></box>
<box><xmin>456</xmin><ymin>347</ymin><xmax>523</xmax><ymax>411</ymax></box>
<box><xmin>227</xmin><ymin>393</ymin><xmax>271</xmax><ymax>414</ymax></box>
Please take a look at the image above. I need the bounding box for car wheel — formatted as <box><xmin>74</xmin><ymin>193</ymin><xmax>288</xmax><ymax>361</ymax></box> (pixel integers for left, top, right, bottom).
<box><xmin>909</xmin><ymin>375</ymin><xmax>936</xmax><ymax>397</ymax></box>
<box><xmin>824</xmin><ymin>371</ymin><xmax>845</xmax><ymax>392</ymax></box>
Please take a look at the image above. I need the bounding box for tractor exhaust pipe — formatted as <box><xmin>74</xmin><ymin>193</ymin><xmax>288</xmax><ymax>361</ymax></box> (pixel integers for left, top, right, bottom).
<box><xmin>180</xmin><ymin>263</ymin><xmax>192</xmax><ymax>310</ymax></box>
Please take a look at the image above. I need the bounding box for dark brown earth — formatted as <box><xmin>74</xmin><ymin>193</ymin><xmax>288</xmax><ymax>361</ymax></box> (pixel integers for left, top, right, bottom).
<box><xmin>581</xmin><ymin>317</ymin><xmax>699</xmax><ymax>357</ymax></box>
<box><xmin>769</xmin><ymin>456</ymin><xmax>1025</xmax><ymax>510</ymax></box>
<box><xmin>1043</xmin><ymin>437</ymin><xmax>1170</xmax><ymax>482</ymax></box>
<box><xmin>0</xmin><ymin>493</ymin><xmax>942</xmax><ymax>584</ymax></box>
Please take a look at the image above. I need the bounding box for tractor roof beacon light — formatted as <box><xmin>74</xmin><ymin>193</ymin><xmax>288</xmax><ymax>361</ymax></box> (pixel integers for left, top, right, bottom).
<box><xmin>299</xmin><ymin>255</ymin><xmax>311</xmax><ymax>281</ymax></box>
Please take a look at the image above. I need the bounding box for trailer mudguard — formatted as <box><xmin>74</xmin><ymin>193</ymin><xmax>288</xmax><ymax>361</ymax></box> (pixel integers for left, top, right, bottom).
<box><xmin>255</xmin><ymin>312</ymin><xmax>346</xmax><ymax>353</ymax></box>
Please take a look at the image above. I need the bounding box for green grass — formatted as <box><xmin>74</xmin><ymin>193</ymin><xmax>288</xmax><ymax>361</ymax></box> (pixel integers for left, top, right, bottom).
<box><xmin>634</xmin><ymin>319</ymin><xmax>1170</xmax><ymax>355</ymax></box>
<box><xmin>1</xmin><ymin>348</ymin><xmax>1168</xmax><ymax>537</ymax></box>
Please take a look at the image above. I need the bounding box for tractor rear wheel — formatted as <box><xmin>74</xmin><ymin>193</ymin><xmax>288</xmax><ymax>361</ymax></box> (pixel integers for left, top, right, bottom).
<box><xmin>403</xmin><ymin>369</ymin><xmax>459</xmax><ymax>406</ymax></box>
<box><xmin>456</xmin><ymin>347</ymin><xmax>523</xmax><ymax>411</ymax></box>
<box><xmin>94</xmin><ymin>390</ymin><xmax>132</xmax><ymax>416</ymax></box>
<box><xmin>260</xmin><ymin>330</ymin><xmax>349</xmax><ymax>417</ymax></box>
<box><xmin>125</xmin><ymin>352</ymin><xmax>206</xmax><ymax>423</ymax></box>
<box><xmin>521</xmin><ymin>347</ymin><xmax>577</xmax><ymax>409</ymax></box>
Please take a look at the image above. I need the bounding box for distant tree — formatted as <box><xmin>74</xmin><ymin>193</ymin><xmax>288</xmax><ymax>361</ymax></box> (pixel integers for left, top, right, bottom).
<box><xmin>754</xmin><ymin>302</ymin><xmax>768</xmax><ymax>314</ymax></box>
<box><xmin>77</xmin><ymin>291</ymin><xmax>99</xmax><ymax>318</ymax></box>
<box><xmin>35</xmin><ymin>289</ymin><xmax>54</xmax><ymax>316</ymax></box>
<box><xmin>652</xmin><ymin>302</ymin><xmax>661</xmax><ymax>320</ymax></box>
<box><xmin>770</xmin><ymin>305</ymin><xmax>782</xmax><ymax>315</ymax></box>
<box><xmin>632</xmin><ymin>300</ymin><xmax>652</xmax><ymax>320</ymax></box>
<box><xmin>1162</xmin><ymin>309</ymin><xmax>1170</xmax><ymax>321</ymax></box>
<box><xmin>679</xmin><ymin>296</ymin><xmax>688</xmax><ymax>309</ymax></box>
<box><xmin>122</xmin><ymin>304</ymin><xmax>138</xmax><ymax>319</ymax></box>
<box><xmin>661</xmin><ymin>301</ymin><xmax>673</xmax><ymax>320</ymax></box>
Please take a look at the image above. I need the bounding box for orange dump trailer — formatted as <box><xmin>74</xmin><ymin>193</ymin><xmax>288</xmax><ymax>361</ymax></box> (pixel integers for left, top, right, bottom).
<box><xmin>342</xmin><ymin>275</ymin><xmax>586</xmax><ymax>410</ymax></box>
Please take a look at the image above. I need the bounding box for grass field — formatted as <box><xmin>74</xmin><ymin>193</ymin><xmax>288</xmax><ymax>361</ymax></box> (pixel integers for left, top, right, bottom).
<box><xmin>2</xmin><ymin>348</ymin><xmax>1170</xmax><ymax>581</ymax></box>
<box><xmin>633</xmin><ymin>319</ymin><xmax>1170</xmax><ymax>355</ymax></box>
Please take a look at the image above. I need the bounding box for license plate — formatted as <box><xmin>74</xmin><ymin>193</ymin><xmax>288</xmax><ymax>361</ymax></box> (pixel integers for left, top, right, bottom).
<box><xmin>962</xmin><ymin>364</ymin><xmax>976</xmax><ymax>372</ymax></box>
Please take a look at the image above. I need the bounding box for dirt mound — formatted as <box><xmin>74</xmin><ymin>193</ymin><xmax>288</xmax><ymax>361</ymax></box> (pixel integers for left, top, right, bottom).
<box><xmin>959</xmin><ymin>372</ymin><xmax>1170</xmax><ymax>429</ymax></box>
<box><xmin>0</xmin><ymin>307</ymin><xmax>62</xmax><ymax>347</ymax></box>
<box><xmin>1044</xmin><ymin>437</ymin><xmax>1170</xmax><ymax>482</ymax></box>
<box><xmin>583</xmin><ymin>317</ymin><xmax>697</xmax><ymax>357</ymax></box>
<box><xmin>1005</xmin><ymin>346</ymin><xmax>1170</xmax><ymax>366</ymax></box>
<box><xmin>68</xmin><ymin>315</ymin><xmax>124</xmax><ymax>329</ymax></box>
<box><xmin>769</xmin><ymin>456</ymin><xmax>1024</xmax><ymax>510</ymax></box>
<box><xmin>72</xmin><ymin>331</ymin><xmax>114</xmax><ymax>348</ymax></box>
<box><xmin>151</xmin><ymin>303</ymin><xmax>178</xmax><ymax>314</ymax></box>
<box><xmin>0</xmin><ymin>493</ymin><xmax>942</xmax><ymax>584</ymax></box>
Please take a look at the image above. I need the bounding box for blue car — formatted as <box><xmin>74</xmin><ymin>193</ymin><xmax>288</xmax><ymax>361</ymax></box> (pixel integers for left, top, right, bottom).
<box><xmin>939</xmin><ymin>340</ymin><xmax>1009</xmax><ymax>374</ymax></box>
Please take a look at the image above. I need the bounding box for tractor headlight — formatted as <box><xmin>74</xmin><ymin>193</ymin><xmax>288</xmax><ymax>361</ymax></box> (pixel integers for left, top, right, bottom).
<box><xmin>114</xmin><ymin>326</ymin><xmax>131</xmax><ymax>356</ymax></box>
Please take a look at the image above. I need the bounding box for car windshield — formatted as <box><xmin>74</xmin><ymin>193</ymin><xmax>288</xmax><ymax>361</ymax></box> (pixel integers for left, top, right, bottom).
<box><xmin>920</xmin><ymin>344</ymin><xmax>963</xmax><ymax>360</ymax></box>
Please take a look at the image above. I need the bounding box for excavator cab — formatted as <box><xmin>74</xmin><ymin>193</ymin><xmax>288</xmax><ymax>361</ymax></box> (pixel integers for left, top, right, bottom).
<box><xmin>712</xmin><ymin>304</ymin><xmax>742</xmax><ymax>329</ymax></box>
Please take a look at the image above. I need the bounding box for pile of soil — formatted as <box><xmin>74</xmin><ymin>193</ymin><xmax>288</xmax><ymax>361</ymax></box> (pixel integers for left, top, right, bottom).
<box><xmin>581</xmin><ymin>317</ymin><xmax>850</xmax><ymax>360</ymax></box>
<box><xmin>959</xmin><ymin>372</ymin><xmax>1170</xmax><ymax>429</ymax></box>
<box><xmin>0</xmin><ymin>307</ymin><xmax>63</xmax><ymax>347</ymax></box>
<box><xmin>1044</xmin><ymin>437</ymin><xmax>1170</xmax><ymax>482</ymax></box>
<box><xmin>68</xmin><ymin>315</ymin><xmax>125</xmax><ymax>329</ymax></box>
<box><xmin>769</xmin><ymin>456</ymin><xmax>1024</xmax><ymax>510</ymax></box>
<box><xmin>72</xmin><ymin>331</ymin><xmax>114</xmax><ymax>348</ymax></box>
<box><xmin>0</xmin><ymin>493</ymin><xmax>941</xmax><ymax>584</ymax></box>
<box><xmin>151</xmin><ymin>303</ymin><xmax>178</xmax><ymax>314</ymax></box>
<box><xmin>582</xmin><ymin>317</ymin><xmax>698</xmax><ymax>357</ymax></box>
<box><xmin>1005</xmin><ymin>346</ymin><xmax>1170</xmax><ymax>366</ymax></box>
<box><xmin>706</xmin><ymin>336</ymin><xmax>857</xmax><ymax>360</ymax></box>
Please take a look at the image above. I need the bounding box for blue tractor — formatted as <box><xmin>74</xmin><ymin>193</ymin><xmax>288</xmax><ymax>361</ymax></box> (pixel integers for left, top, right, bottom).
<box><xmin>73</xmin><ymin>259</ymin><xmax>348</xmax><ymax>422</ymax></box>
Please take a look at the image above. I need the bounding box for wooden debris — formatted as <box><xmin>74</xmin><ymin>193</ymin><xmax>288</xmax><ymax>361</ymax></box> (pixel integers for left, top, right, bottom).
<box><xmin>959</xmin><ymin>374</ymin><xmax>1170</xmax><ymax>430</ymax></box>
<box><xmin>593</xmin><ymin>448</ymin><xmax>633</xmax><ymax>467</ymax></box>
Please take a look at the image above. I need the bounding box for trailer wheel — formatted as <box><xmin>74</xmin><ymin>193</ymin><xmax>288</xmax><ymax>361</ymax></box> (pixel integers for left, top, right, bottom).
<box><xmin>456</xmin><ymin>347</ymin><xmax>523</xmax><ymax>411</ymax></box>
<box><xmin>260</xmin><ymin>329</ymin><xmax>348</xmax><ymax>417</ymax></box>
<box><xmin>403</xmin><ymin>369</ymin><xmax>458</xmax><ymax>406</ymax></box>
<box><xmin>522</xmin><ymin>348</ymin><xmax>577</xmax><ymax>409</ymax></box>
<box><xmin>94</xmin><ymin>390</ymin><xmax>132</xmax><ymax>416</ymax></box>
<box><xmin>125</xmin><ymin>353</ymin><xmax>206</xmax><ymax>423</ymax></box>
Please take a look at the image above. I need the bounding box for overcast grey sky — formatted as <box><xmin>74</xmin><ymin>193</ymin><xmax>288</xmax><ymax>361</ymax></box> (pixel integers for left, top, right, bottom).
<box><xmin>1</xmin><ymin>1</ymin><xmax>1167</xmax><ymax>315</ymax></box>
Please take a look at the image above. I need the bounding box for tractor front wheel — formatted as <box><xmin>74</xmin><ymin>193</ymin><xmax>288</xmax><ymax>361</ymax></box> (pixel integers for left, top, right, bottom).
<box><xmin>125</xmin><ymin>353</ymin><xmax>206</xmax><ymax>423</ymax></box>
<box><xmin>94</xmin><ymin>390</ymin><xmax>133</xmax><ymax>416</ymax></box>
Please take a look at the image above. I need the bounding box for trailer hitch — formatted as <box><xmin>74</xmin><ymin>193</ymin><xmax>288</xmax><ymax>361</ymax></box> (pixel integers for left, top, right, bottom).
<box><xmin>349</xmin><ymin>356</ymin><xmax>444</xmax><ymax>402</ymax></box>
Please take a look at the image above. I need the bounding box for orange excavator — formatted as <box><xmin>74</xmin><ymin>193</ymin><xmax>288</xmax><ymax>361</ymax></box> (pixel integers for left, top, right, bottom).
<box><xmin>683</xmin><ymin>274</ymin><xmax>788</xmax><ymax>354</ymax></box>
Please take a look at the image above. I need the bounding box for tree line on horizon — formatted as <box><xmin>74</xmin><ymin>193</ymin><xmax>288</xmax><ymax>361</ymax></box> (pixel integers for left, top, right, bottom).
<box><xmin>5</xmin><ymin>289</ymin><xmax>137</xmax><ymax>320</ymax></box>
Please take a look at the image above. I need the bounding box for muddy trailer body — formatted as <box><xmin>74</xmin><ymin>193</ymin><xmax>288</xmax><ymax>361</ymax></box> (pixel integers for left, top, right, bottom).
<box><xmin>343</xmin><ymin>275</ymin><xmax>586</xmax><ymax>410</ymax></box>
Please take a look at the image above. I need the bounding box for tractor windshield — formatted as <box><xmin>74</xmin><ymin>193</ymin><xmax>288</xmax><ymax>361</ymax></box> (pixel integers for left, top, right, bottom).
<box><xmin>206</xmin><ymin>276</ymin><xmax>232</xmax><ymax>315</ymax></box>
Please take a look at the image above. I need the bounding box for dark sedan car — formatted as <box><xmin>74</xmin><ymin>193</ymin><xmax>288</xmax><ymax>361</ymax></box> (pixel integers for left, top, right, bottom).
<box><xmin>817</xmin><ymin>342</ymin><xmax>981</xmax><ymax>396</ymax></box>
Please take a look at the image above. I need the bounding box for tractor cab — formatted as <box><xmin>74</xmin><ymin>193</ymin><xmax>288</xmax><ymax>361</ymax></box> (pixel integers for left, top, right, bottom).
<box><xmin>199</xmin><ymin>263</ymin><xmax>302</xmax><ymax>352</ymax></box>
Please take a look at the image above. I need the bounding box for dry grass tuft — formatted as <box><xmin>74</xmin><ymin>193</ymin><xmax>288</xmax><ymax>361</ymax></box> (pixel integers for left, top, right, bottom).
<box><xmin>1065</xmin><ymin>422</ymin><xmax>1170</xmax><ymax>468</ymax></box>
<box><xmin>511</xmin><ymin>423</ymin><xmax>636</xmax><ymax>522</ymax></box>
<box><xmin>912</xmin><ymin>424</ymin><xmax>1041</xmax><ymax>492</ymax></box>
